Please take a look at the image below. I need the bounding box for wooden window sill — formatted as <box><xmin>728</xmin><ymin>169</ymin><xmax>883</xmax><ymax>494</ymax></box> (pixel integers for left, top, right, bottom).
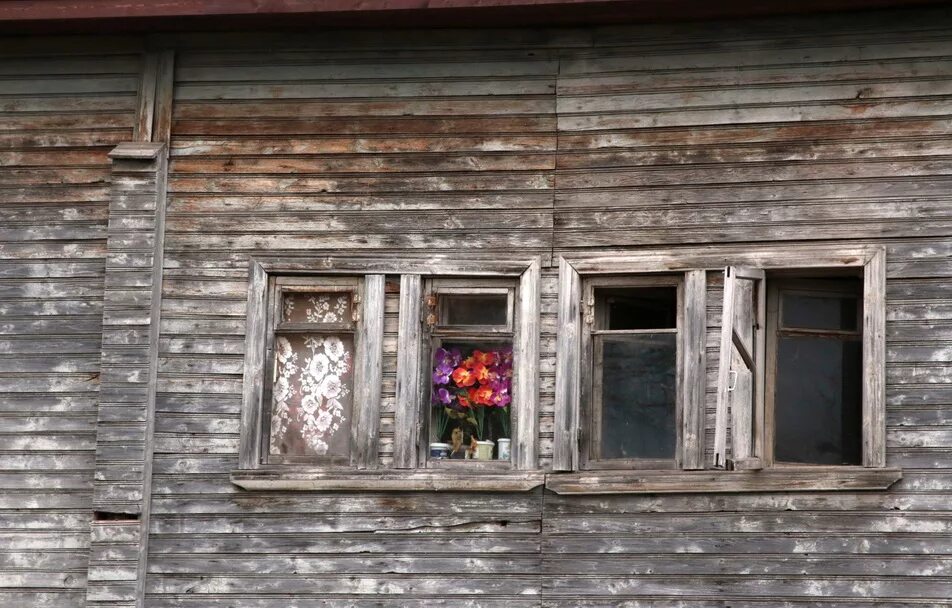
<box><xmin>544</xmin><ymin>467</ymin><xmax>903</xmax><ymax>495</ymax></box>
<box><xmin>230</xmin><ymin>469</ymin><xmax>545</xmax><ymax>492</ymax></box>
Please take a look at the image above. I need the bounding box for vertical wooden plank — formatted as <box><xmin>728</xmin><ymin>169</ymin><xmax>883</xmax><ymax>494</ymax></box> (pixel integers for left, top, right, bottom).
<box><xmin>393</xmin><ymin>274</ymin><xmax>423</xmax><ymax>469</ymax></box>
<box><xmin>354</xmin><ymin>274</ymin><xmax>385</xmax><ymax>469</ymax></box>
<box><xmin>514</xmin><ymin>259</ymin><xmax>540</xmax><ymax>470</ymax></box>
<box><xmin>553</xmin><ymin>257</ymin><xmax>581</xmax><ymax>472</ymax></box>
<box><xmin>730</xmin><ymin>349</ymin><xmax>754</xmax><ymax>463</ymax></box>
<box><xmin>238</xmin><ymin>261</ymin><xmax>268</xmax><ymax>470</ymax></box>
<box><xmin>753</xmin><ymin>268</ymin><xmax>767</xmax><ymax>465</ymax></box>
<box><xmin>863</xmin><ymin>247</ymin><xmax>887</xmax><ymax>468</ymax></box>
<box><xmin>133</xmin><ymin>52</ymin><xmax>158</xmax><ymax>142</ymax></box>
<box><xmin>151</xmin><ymin>49</ymin><xmax>175</xmax><ymax>148</ymax></box>
<box><xmin>681</xmin><ymin>269</ymin><xmax>706</xmax><ymax>470</ymax></box>
<box><xmin>712</xmin><ymin>267</ymin><xmax>736</xmax><ymax>469</ymax></box>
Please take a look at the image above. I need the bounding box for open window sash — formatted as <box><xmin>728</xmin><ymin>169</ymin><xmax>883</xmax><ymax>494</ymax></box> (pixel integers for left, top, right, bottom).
<box><xmin>713</xmin><ymin>266</ymin><xmax>765</xmax><ymax>470</ymax></box>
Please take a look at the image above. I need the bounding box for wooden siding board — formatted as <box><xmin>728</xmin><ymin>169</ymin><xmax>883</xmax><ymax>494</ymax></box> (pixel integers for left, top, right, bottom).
<box><xmin>5</xmin><ymin>6</ymin><xmax>952</xmax><ymax>606</ymax></box>
<box><xmin>0</xmin><ymin>44</ymin><xmax>140</xmax><ymax>608</ymax></box>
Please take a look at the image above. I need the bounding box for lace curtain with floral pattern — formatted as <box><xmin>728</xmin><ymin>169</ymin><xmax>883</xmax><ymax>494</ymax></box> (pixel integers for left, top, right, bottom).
<box><xmin>269</xmin><ymin>293</ymin><xmax>355</xmax><ymax>459</ymax></box>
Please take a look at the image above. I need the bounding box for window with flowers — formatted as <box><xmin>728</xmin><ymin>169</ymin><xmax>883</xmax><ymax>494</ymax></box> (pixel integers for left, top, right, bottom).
<box><xmin>425</xmin><ymin>281</ymin><xmax>516</xmax><ymax>465</ymax></box>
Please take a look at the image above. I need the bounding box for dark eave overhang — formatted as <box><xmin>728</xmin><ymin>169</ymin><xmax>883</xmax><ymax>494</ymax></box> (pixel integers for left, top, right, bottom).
<box><xmin>0</xmin><ymin>0</ymin><xmax>949</xmax><ymax>33</ymax></box>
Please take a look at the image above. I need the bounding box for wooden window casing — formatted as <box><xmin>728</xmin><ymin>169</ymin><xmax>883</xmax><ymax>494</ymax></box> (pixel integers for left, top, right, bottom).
<box><xmin>713</xmin><ymin>258</ymin><xmax>887</xmax><ymax>472</ymax></box>
<box><xmin>234</xmin><ymin>256</ymin><xmax>543</xmax><ymax>492</ymax></box>
<box><xmin>238</xmin><ymin>267</ymin><xmax>385</xmax><ymax>472</ymax></box>
<box><xmin>550</xmin><ymin>247</ymin><xmax>900</xmax><ymax>494</ymax></box>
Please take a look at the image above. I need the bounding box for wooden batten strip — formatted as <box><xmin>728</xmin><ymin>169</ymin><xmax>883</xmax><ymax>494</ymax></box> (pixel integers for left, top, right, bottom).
<box><xmin>393</xmin><ymin>274</ymin><xmax>424</xmax><ymax>469</ymax></box>
<box><xmin>133</xmin><ymin>52</ymin><xmax>158</xmax><ymax>142</ymax></box>
<box><xmin>514</xmin><ymin>258</ymin><xmax>541</xmax><ymax>470</ymax></box>
<box><xmin>553</xmin><ymin>257</ymin><xmax>581</xmax><ymax>472</ymax></box>
<box><xmin>354</xmin><ymin>274</ymin><xmax>385</xmax><ymax>469</ymax></box>
<box><xmin>863</xmin><ymin>247</ymin><xmax>887</xmax><ymax>468</ymax></box>
<box><xmin>681</xmin><ymin>269</ymin><xmax>706</xmax><ymax>470</ymax></box>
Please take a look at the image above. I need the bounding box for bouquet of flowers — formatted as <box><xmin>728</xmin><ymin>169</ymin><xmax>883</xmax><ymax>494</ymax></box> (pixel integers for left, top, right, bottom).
<box><xmin>431</xmin><ymin>345</ymin><xmax>513</xmax><ymax>442</ymax></box>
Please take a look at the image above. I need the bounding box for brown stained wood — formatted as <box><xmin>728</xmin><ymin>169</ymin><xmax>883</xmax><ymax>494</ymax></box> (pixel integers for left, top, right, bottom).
<box><xmin>134</xmin><ymin>51</ymin><xmax>159</xmax><ymax>142</ymax></box>
<box><xmin>152</xmin><ymin>50</ymin><xmax>176</xmax><ymax>148</ymax></box>
<box><xmin>173</xmin><ymin>97</ymin><xmax>552</xmax><ymax>119</ymax></box>
<box><xmin>173</xmin><ymin>116</ymin><xmax>555</xmax><ymax>136</ymax></box>
<box><xmin>170</xmin><ymin>153</ymin><xmax>555</xmax><ymax>174</ymax></box>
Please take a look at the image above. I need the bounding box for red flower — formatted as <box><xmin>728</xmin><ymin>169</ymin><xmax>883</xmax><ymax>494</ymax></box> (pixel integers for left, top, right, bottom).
<box><xmin>473</xmin><ymin>350</ymin><xmax>497</xmax><ymax>366</ymax></box>
<box><xmin>461</xmin><ymin>355</ymin><xmax>476</xmax><ymax>369</ymax></box>
<box><xmin>451</xmin><ymin>366</ymin><xmax>477</xmax><ymax>387</ymax></box>
<box><xmin>473</xmin><ymin>385</ymin><xmax>494</xmax><ymax>406</ymax></box>
<box><xmin>473</xmin><ymin>363</ymin><xmax>493</xmax><ymax>383</ymax></box>
<box><xmin>457</xmin><ymin>392</ymin><xmax>472</xmax><ymax>408</ymax></box>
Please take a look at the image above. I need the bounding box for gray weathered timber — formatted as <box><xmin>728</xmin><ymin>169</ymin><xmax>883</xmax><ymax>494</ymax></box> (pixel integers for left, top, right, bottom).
<box><xmin>3</xmin><ymin>6</ymin><xmax>952</xmax><ymax>608</ymax></box>
<box><xmin>86</xmin><ymin>142</ymin><xmax>167</xmax><ymax>608</ymax></box>
<box><xmin>0</xmin><ymin>43</ymin><xmax>140</xmax><ymax>608</ymax></box>
<box><xmin>393</xmin><ymin>274</ymin><xmax>424</xmax><ymax>469</ymax></box>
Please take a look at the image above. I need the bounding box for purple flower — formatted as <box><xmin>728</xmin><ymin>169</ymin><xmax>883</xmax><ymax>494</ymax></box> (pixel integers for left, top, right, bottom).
<box><xmin>432</xmin><ymin>363</ymin><xmax>454</xmax><ymax>385</ymax></box>
<box><xmin>436</xmin><ymin>387</ymin><xmax>454</xmax><ymax>405</ymax></box>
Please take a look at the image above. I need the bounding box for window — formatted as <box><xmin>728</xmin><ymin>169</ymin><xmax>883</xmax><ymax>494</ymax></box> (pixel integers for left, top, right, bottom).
<box><xmin>234</xmin><ymin>256</ymin><xmax>542</xmax><ymax>492</ymax></box>
<box><xmin>551</xmin><ymin>248</ymin><xmax>899</xmax><ymax>494</ymax></box>
<box><xmin>715</xmin><ymin>269</ymin><xmax>871</xmax><ymax>471</ymax></box>
<box><xmin>580</xmin><ymin>277</ymin><xmax>682</xmax><ymax>469</ymax></box>
<box><xmin>237</xmin><ymin>267</ymin><xmax>385</xmax><ymax>472</ymax></box>
<box><xmin>425</xmin><ymin>279</ymin><xmax>516</xmax><ymax>465</ymax></box>
<box><xmin>267</xmin><ymin>277</ymin><xmax>360</xmax><ymax>465</ymax></box>
<box><xmin>769</xmin><ymin>276</ymin><xmax>863</xmax><ymax>466</ymax></box>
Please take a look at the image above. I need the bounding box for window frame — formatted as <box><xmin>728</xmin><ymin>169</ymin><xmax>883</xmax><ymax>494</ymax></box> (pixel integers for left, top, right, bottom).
<box><xmin>234</xmin><ymin>256</ymin><xmax>543</xmax><ymax>492</ymax></box>
<box><xmin>421</xmin><ymin>277</ymin><xmax>518</xmax><ymax>470</ymax></box>
<box><xmin>263</xmin><ymin>275</ymin><xmax>363</xmax><ymax>467</ymax></box>
<box><xmin>579</xmin><ymin>274</ymin><xmax>684</xmax><ymax>471</ymax></box>
<box><xmin>765</xmin><ymin>274</ymin><xmax>865</xmax><ymax>468</ymax></box>
<box><xmin>238</xmin><ymin>264</ymin><xmax>385</xmax><ymax>472</ymax></box>
<box><xmin>549</xmin><ymin>247</ymin><xmax>900</xmax><ymax>495</ymax></box>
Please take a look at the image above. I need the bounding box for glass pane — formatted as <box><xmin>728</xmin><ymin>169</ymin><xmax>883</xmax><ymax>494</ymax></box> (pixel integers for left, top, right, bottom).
<box><xmin>598</xmin><ymin>333</ymin><xmax>677</xmax><ymax>460</ymax></box>
<box><xmin>430</xmin><ymin>340</ymin><xmax>513</xmax><ymax>461</ymax></box>
<box><xmin>598</xmin><ymin>287</ymin><xmax>677</xmax><ymax>330</ymax></box>
<box><xmin>269</xmin><ymin>333</ymin><xmax>354</xmax><ymax>460</ymax></box>
<box><xmin>282</xmin><ymin>292</ymin><xmax>352</xmax><ymax>324</ymax></box>
<box><xmin>441</xmin><ymin>294</ymin><xmax>508</xmax><ymax>327</ymax></box>
<box><xmin>775</xmin><ymin>336</ymin><xmax>862</xmax><ymax>465</ymax></box>
<box><xmin>783</xmin><ymin>290</ymin><xmax>859</xmax><ymax>331</ymax></box>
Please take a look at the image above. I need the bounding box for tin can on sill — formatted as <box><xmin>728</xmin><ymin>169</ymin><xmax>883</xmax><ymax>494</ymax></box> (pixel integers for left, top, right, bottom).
<box><xmin>429</xmin><ymin>442</ymin><xmax>450</xmax><ymax>459</ymax></box>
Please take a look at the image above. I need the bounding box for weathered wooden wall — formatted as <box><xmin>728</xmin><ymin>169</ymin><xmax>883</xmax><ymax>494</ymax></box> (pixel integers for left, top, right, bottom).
<box><xmin>145</xmin><ymin>9</ymin><xmax>952</xmax><ymax>605</ymax></box>
<box><xmin>551</xmin><ymin>11</ymin><xmax>952</xmax><ymax>604</ymax></box>
<box><xmin>2</xmin><ymin>5</ymin><xmax>952</xmax><ymax>607</ymax></box>
<box><xmin>0</xmin><ymin>39</ymin><xmax>141</xmax><ymax>607</ymax></box>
